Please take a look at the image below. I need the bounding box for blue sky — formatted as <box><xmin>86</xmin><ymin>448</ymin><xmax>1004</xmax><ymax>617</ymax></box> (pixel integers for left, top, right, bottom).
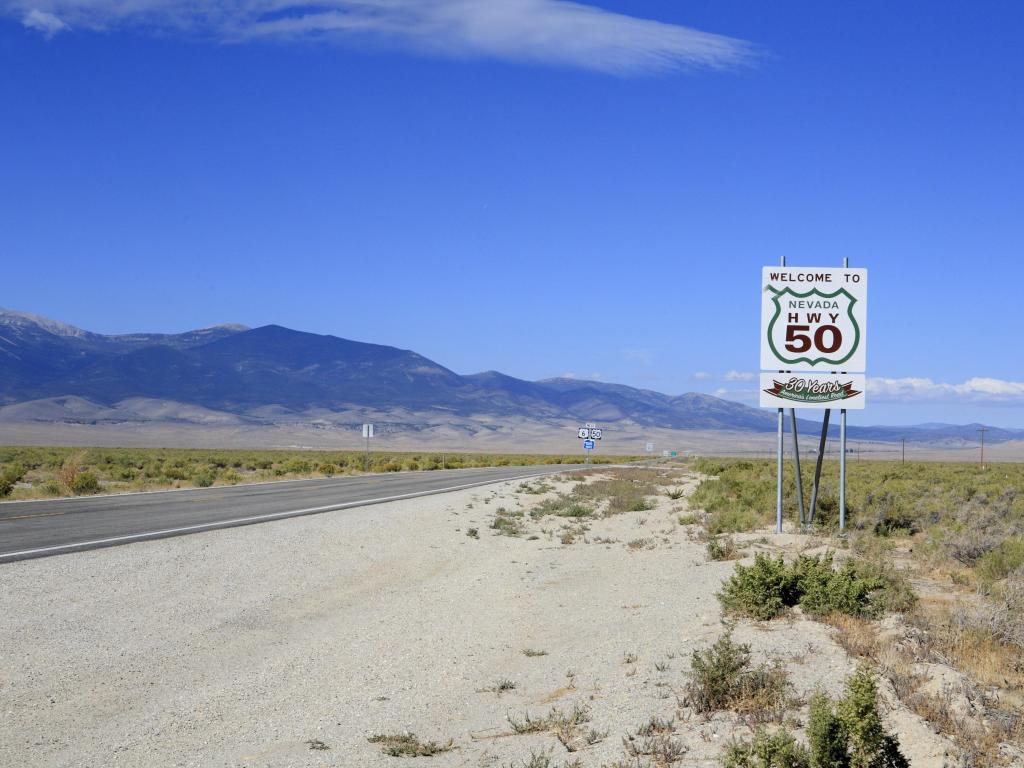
<box><xmin>2</xmin><ymin>1</ymin><xmax>1023</xmax><ymax>427</ymax></box>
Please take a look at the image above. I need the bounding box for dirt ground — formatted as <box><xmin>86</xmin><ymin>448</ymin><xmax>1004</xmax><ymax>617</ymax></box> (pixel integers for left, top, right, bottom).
<box><xmin>0</xmin><ymin>468</ymin><xmax>957</xmax><ymax>767</ymax></box>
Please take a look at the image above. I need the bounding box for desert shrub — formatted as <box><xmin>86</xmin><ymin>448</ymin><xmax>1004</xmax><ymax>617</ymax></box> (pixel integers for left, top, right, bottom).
<box><xmin>707</xmin><ymin>507</ymin><xmax>766</xmax><ymax>535</ymax></box>
<box><xmin>219</xmin><ymin>469</ymin><xmax>242</xmax><ymax>484</ymax></box>
<box><xmin>686</xmin><ymin>633</ymin><xmax>789</xmax><ymax>721</ymax></box>
<box><xmin>718</xmin><ymin>554</ymin><xmax>801</xmax><ymax>620</ymax></box>
<box><xmin>193</xmin><ymin>472</ymin><xmax>214</xmax><ymax>488</ymax></box>
<box><xmin>796</xmin><ymin>556</ymin><xmax>887</xmax><ymax>618</ymax></box>
<box><xmin>571</xmin><ymin>476</ymin><xmax>657</xmax><ymax>516</ymax></box>
<box><xmin>718</xmin><ymin>553</ymin><xmax>915</xmax><ymax>621</ymax></box>
<box><xmin>976</xmin><ymin>536</ymin><xmax>1024</xmax><ymax>585</ymax></box>
<box><xmin>943</xmin><ymin>526</ymin><xmax>1004</xmax><ymax>566</ymax></box>
<box><xmin>707</xmin><ymin>536</ymin><xmax>739</xmax><ymax>561</ymax></box>
<box><xmin>808</xmin><ymin>690</ymin><xmax>848</xmax><ymax>768</ymax></box>
<box><xmin>837</xmin><ymin>666</ymin><xmax>909</xmax><ymax>768</ymax></box>
<box><xmin>57</xmin><ymin>453</ymin><xmax>85</xmax><ymax>492</ymax></box>
<box><xmin>720</xmin><ymin>728</ymin><xmax>810</xmax><ymax>768</ymax></box>
<box><xmin>318</xmin><ymin>463</ymin><xmax>337</xmax><ymax>477</ymax></box>
<box><xmin>279</xmin><ymin>459</ymin><xmax>312</xmax><ymax>474</ymax></box>
<box><xmin>367</xmin><ymin>733</ymin><xmax>453</xmax><ymax>757</ymax></box>
<box><xmin>491</xmin><ymin>509</ymin><xmax>525</xmax><ymax>536</ymax></box>
<box><xmin>71</xmin><ymin>471</ymin><xmax>100</xmax><ymax>495</ymax></box>
<box><xmin>0</xmin><ymin>462</ymin><xmax>24</xmax><ymax>496</ymax></box>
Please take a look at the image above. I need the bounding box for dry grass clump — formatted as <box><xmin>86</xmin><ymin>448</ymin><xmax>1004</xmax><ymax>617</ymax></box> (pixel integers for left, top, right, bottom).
<box><xmin>622</xmin><ymin>732</ymin><xmax>687</xmax><ymax>765</ymax></box>
<box><xmin>570</xmin><ymin>472</ymin><xmax>658</xmax><ymax>515</ymax></box>
<box><xmin>706</xmin><ymin>535</ymin><xmax>740</xmax><ymax>561</ymax></box>
<box><xmin>491</xmin><ymin>507</ymin><xmax>526</xmax><ymax>536</ymax></box>
<box><xmin>507</xmin><ymin>703</ymin><xmax>591</xmax><ymax>736</ymax></box>
<box><xmin>367</xmin><ymin>732</ymin><xmax>453</xmax><ymax>757</ymax></box>
<box><xmin>684</xmin><ymin>633</ymin><xmax>791</xmax><ymax>725</ymax></box>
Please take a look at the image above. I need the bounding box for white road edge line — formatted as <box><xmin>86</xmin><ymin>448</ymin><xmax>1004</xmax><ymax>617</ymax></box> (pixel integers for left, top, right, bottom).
<box><xmin>0</xmin><ymin>468</ymin><xmax>578</xmax><ymax>561</ymax></box>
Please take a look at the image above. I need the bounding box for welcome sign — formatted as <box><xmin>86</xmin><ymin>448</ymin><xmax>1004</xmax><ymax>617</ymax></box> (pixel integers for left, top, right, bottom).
<box><xmin>760</xmin><ymin>267</ymin><xmax>867</xmax><ymax>372</ymax></box>
<box><xmin>760</xmin><ymin>266</ymin><xmax>867</xmax><ymax>410</ymax></box>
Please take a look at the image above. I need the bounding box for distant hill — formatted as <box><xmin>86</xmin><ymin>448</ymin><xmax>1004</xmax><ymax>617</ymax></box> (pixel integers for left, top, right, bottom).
<box><xmin>1</xmin><ymin>307</ymin><xmax>1019</xmax><ymax>446</ymax></box>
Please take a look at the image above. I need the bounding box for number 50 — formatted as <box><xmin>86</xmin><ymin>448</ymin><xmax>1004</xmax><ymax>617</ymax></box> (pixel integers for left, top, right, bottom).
<box><xmin>785</xmin><ymin>324</ymin><xmax>842</xmax><ymax>354</ymax></box>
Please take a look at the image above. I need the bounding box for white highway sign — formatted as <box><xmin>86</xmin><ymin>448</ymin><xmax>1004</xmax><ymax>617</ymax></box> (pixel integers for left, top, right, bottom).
<box><xmin>760</xmin><ymin>267</ymin><xmax>867</xmax><ymax>372</ymax></box>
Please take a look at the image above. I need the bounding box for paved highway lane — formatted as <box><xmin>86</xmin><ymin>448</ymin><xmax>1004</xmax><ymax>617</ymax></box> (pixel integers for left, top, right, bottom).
<box><xmin>0</xmin><ymin>464</ymin><xmax>592</xmax><ymax>563</ymax></box>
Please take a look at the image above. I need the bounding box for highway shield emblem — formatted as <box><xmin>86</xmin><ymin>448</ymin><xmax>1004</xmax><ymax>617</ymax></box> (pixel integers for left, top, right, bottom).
<box><xmin>765</xmin><ymin>285</ymin><xmax>860</xmax><ymax>368</ymax></box>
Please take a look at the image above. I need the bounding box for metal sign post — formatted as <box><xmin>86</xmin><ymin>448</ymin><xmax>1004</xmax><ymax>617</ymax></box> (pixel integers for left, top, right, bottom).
<box><xmin>577</xmin><ymin>423</ymin><xmax>600</xmax><ymax>464</ymax></box>
<box><xmin>362</xmin><ymin>423</ymin><xmax>374</xmax><ymax>472</ymax></box>
<box><xmin>760</xmin><ymin>257</ymin><xmax>866</xmax><ymax>533</ymax></box>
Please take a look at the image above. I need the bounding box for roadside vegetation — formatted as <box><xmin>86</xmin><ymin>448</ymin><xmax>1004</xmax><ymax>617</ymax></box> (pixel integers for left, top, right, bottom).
<box><xmin>692</xmin><ymin>456</ymin><xmax>1024</xmax><ymax>765</ymax></box>
<box><xmin>0</xmin><ymin>446</ymin><xmax>642</xmax><ymax>500</ymax></box>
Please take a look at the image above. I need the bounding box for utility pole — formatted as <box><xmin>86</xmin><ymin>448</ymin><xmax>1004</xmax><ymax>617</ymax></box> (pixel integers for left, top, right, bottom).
<box><xmin>901</xmin><ymin>438</ymin><xmax>905</xmax><ymax>465</ymax></box>
<box><xmin>978</xmin><ymin>427</ymin><xmax>988</xmax><ymax>469</ymax></box>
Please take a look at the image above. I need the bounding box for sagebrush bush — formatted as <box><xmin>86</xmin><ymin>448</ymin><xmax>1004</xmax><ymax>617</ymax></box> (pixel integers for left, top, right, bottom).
<box><xmin>722</xmin><ymin>668</ymin><xmax>909</xmax><ymax>768</ymax></box>
<box><xmin>71</xmin><ymin>471</ymin><xmax>100</xmax><ymax>495</ymax></box>
<box><xmin>686</xmin><ymin>632</ymin><xmax>789</xmax><ymax>721</ymax></box>
<box><xmin>808</xmin><ymin>690</ymin><xmax>848</xmax><ymax>768</ymax></box>
<box><xmin>707</xmin><ymin>535</ymin><xmax>739</xmax><ymax>561</ymax></box>
<box><xmin>837</xmin><ymin>666</ymin><xmax>909</xmax><ymax>768</ymax></box>
<box><xmin>717</xmin><ymin>553</ymin><xmax>915</xmax><ymax>621</ymax></box>
<box><xmin>720</xmin><ymin>728</ymin><xmax>810</xmax><ymax>768</ymax></box>
<box><xmin>717</xmin><ymin>554</ymin><xmax>800</xmax><ymax>620</ymax></box>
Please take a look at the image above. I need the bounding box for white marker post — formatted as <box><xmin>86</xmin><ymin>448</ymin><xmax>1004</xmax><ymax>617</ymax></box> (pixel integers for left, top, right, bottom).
<box><xmin>362</xmin><ymin>423</ymin><xmax>374</xmax><ymax>472</ymax></box>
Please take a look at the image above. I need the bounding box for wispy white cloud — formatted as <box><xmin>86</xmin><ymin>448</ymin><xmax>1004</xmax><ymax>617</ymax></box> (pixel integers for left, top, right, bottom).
<box><xmin>6</xmin><ymin>0</ymin><xmax>752</xmax><ymax>74</ymax></box>
<box><xmin>868</xmin><ymin>377</ymin><xmax>1024</xmax><ymax>404</ymax></box>
<box><xmin>693</xmin><ymin>371</ymin><xmax>712</xmax><ymax>380</ymax></box>
<box><xmin>724</xmin><ymin>370</ymin><xmax>754</xmax><ymax>381</ymax></box>
<box><xmin>21</xmin><ymin>7</ymin><xmax>67</xmax><ymax>36</ymax></box>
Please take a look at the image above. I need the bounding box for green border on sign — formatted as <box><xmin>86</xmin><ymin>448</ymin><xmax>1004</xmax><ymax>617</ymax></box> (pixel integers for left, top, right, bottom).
<box><xmin>765</xmin><ymin>285</ymin><xmax>860</xmax><ymax>367</ymax></box>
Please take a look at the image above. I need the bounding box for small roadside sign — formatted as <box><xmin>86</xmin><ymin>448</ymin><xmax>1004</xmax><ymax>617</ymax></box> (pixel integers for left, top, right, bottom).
<box><xmin>578</xmin><ymin>427</ymin><xmax>590</xmax><ymax>439</ymax></box>
<box><xmin>645</xmin><ymin>442</ymin><xmax>654</xmax><ymax>452</ymax></box>
<box><xmin>362</xmin><ymin>423</ymin><xmax>374</xmax><ymax>438</ymax></box>
<box><xmin>583</xmin><ymin>439</ymin><xmax>596</xmax><ymax>450</ymax></box>
<box><xmin>591</xmin><ymin>429</ymin><xmax>603</xmax><ymax>440</ymax></box>
<box><xmin>760</xmin><ymin>373</ymin><xmax>865</xmax><ymax>409</ymax></box>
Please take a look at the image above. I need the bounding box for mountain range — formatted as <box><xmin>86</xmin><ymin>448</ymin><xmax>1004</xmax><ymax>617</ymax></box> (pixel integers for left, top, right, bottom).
<box><xmin>1</xmin><ymin>307</ymin><xmax>1019</xmax><ymax>449</ymax></box>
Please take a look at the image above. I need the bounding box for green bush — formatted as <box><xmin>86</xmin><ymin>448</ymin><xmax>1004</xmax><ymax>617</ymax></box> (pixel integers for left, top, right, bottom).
<box><xmin>838</xmin><ymin>666</ymin><xmax>909</xmax><ymax>768</ymax></box>
<box><xmin>717</xmin><ymin>554</ymin><xmax>801</xmax><ymax>620</ymax></box>
<box><xmin>977</xmin><ymin>536</ymin><xmax>1024</xmax><ymax>585</ymax></box>
<box><xmin>193</xmin><ymin>472</ymin><xmax>215</xmax><ymax>488</ymax></box>
<box><xmin>0</xmin><ymin>477</ymin><xmax>13</xmax><ymax>497</ymax></box>
<box><xmin>721</xmin><ymin>728</ymin><xmax>810</xmax><ymax>768</ymax></box>
<box><xmin>707</xmin><ymin>536</ymin><xmax>739</xmax><ymax>561</ymax></box>
<box><xmin>808</xmin><ymin>690</ymin><xmax>849</xmax><ymax>768</ymax></box>
<box><xmin>71</xmin><ymin>472</ymin><xmax>100</xmax><ymax>495</ymax></box>
<box><xmin>717</xmin><ymin>553</ymin><xmax>915</xmax><ymax>621</ymax></box>
<box><xmin>686</xmin><ymin>632</ymin><xmax>789</xmax><ymax>720</ymax></box>
<box><xmin>721</xmin><ymin>668</ymin><xmax>909</xmax><ymax>768</ymax></box>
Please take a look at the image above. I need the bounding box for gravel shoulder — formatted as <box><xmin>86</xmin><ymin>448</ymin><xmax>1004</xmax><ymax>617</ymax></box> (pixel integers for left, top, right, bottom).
<box><xmin>0</xmin><ymin>468</ymin><xmax>953</xmax><ymax>767</ymax></box>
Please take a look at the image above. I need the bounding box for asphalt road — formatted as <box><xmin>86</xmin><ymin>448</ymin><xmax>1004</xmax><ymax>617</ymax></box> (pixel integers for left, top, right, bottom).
<box><xmin>0</xmin><ymin>464</ymin><xmax>592</xmax><ymax>563</ymax></box>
